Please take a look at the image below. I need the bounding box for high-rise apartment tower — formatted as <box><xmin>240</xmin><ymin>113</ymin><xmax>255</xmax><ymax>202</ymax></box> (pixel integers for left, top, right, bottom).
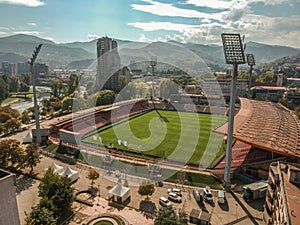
<box><xmin>96</xmin><ymin>37</ymin><xmax>121</xmax><ymax>92</ymax></box>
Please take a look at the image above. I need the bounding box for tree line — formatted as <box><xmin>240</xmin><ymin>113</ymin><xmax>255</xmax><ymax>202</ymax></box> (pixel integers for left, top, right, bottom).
<box><xmin>0</xmin><ymin>73</ymin><xmax>31</xmax><ymax>101</ymax></box>
<box><xmin>0</xmin><ymin>139</ymin><xmax>40</xmax><ymax>172</ymax></box>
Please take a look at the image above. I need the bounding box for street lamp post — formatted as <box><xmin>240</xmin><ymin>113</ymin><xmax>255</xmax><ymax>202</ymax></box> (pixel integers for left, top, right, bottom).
<box><xmin>28</xmin><ymin>44</ymin><xmax>43</xmax><ymax>144</ymax></box>
<box><xmin>246</xmin><ymin>54</ymin><xmax>255</xmax><ymax>99</ymax></box>
<box><xmin>221</xmin><ymin>33</ymin><xmax>246</xmax><ymax>191</ymax></box>
<box><xmin>150</xmin><ymin>56</ymin><xmax>157</xmax><ymax>101</ymax></box>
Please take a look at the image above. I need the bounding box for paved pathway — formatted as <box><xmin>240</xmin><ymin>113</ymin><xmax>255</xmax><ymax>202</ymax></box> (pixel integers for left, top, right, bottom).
<box><xmin>15</xmin><ymin>155</ymin><xmax>264</xmax><ymax>225</ymax></box>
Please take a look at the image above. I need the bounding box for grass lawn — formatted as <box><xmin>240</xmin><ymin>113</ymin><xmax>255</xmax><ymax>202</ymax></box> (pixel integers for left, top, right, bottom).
<box><xmin>84</xmin><ymin>110</ymin><xmax>226</xmax><ymax>165</ymax></box>
<box><xmin>94</xmin><ymin>221</ymin><xmax>113</xmax><ymax>225</ymax></box>
<box><xmin>82</xmin><ymin>151</ymin><xmax>223</xmax><ymax>188</ymax></box>
<box><xmin>45</xmin><ymin>143</ymin><xmax>58</xmax><ymax>152</ymax></box>
<box><xmin>1</xmin><ymin>97</ymin><xmax>20</xmax><ymax>105</ymax></box>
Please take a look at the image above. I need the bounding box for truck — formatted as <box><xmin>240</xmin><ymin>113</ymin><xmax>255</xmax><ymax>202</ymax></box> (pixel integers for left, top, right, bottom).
<box><xmin>242</xmin><ymin>180</ymin><xmax>268</xmax><ymax>202</ymax></box>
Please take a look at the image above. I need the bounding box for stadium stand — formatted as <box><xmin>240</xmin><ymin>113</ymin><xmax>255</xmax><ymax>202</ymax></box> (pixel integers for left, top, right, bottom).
<box><xmin>214</xmin><ymin>98</ymin><xmax>300</xmax><ymax>160</ymax></box>
<box><xmin>49</xmin><ymin>99</ymin><xmax>151</xmax><ymax>140</ymax></box>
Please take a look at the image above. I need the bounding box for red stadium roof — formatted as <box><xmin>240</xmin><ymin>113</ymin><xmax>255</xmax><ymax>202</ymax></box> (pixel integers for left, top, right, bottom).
<box><xmin>214</xmin><ymin>98</ymin><xmax>300</xmax><ymax>159</ymax></box>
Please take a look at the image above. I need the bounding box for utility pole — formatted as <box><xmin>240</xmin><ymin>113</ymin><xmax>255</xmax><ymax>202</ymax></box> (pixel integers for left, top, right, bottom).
<box><xmin>246</xmin><ymin>54</ymin><xmax>255</xmax><ymax>99</ymax></box>
<box><xmin>28</xmin><ymin>44</ymin><xmax>43</xmax><ymax>144</ymax></box>
<box><xmin>150</xmin><ymin>56</ymin><xmax>157</xmax><ymax>101</ymax></box>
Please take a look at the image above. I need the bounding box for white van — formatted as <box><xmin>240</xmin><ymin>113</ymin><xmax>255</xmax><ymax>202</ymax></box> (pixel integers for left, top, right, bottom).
<box><xmin>217</xmin><ymin>190</ymin><xmax>226</xmax><ymax>204</ymax></box>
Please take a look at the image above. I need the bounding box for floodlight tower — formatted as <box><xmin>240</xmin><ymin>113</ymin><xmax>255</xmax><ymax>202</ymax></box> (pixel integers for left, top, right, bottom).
<box><xmin>150</xmin><ymin>56</ymin><xmax>157</xmax><ymax>101</ymax></box>
<box><xmin>221</xmin><ymin>34</ymin><xmax>246</xmax><ymax>191</ymax></box>
<box><xmin>246</xmin><ymin>54</ymin><xmax>255</xmax><ymax>99</ymax></box>
<box><xmin>29</xmin><ymin>44</ymin><xmax>43</xmax><ymax>144</ymax></box>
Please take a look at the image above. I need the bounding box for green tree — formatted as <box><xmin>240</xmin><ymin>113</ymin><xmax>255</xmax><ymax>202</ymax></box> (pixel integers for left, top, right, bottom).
<box><xmin>66</xmin><ymin>74</ymin><xmax>80</xmax><ymax>95</ymax></box>
<box><xmin>136</xmin><ymin>81</ymin><xmax>151</xmax><ymax>98</ymax></box>
<box><xmin>51</xmin><ymin>78</ymin><xmax>63</xmax><ymax>98</ymax></box>
<box><xmin>138</xmin><ymin>179</ymin><xmax>155</xmax><ymax>199</ymax></box>
<box><xmin>61</xmin><ymin>96</ymin><xmax>74</xmax><ymax>112</ymax></box>
<box><xmin>48</xmin><ymin>96</ymin><xmax>61</xmax><ymax>111</ymax></box>
<box><xmin>158</xmin><ymin>78</ymin><xmax>178</xmax><ymax>100</ymax></box>
<box><xmin>178</xmin><ymin>209</ymin><xmax>188</xmax><ymax>225</ymax></box>
<box><xmin>87</xmin><ymin>168</ymin><xmax>100</xmax><ymax>186</ymax></box>
<box><xmin>0</xmin><ymin>105</ymin><xmax>20</xmax><ymax>118</ymax></box>
<box><xmin>22</xmin><ymin>110</ymin><xmax>31</xmax><ymax>124</ymax></box>
<box><xmin>0</xmin><ymin>139</ymin><xmax>22</xmax><ymax>167</ymax></box>
<box><xmin>86</xmin><ymin>81</ymin><xmax>95</xmax><ymax>95</ymax></box>
<box><xmin>23</xmin><ymin>143</ymin><xmax>41</xmax><ymax>172</ymax></box>
<box><xmin>155</xmin><ymin>205</ymin><xmax>188</xmax><ymax>225</ymax></box>
<box><xmin>0</xmin><ymin>111</ymin><xmax>12</xmax><ymax>123</ymax></box>
<box><xmin>38</xmin><ymin>168</ymin><xmax>75</xmax><ymax>217</ymax></box>
<box><xmin>4</xmin><ymin>118</ymin><xmax>21</xmax><ymax>133</ymax></box>
<box><xmin>96</xmin><ymin>90</ymin><xmax>115</xmax><ymax>106</ymax></box>
<box><xmin>19</xmin><ymin>73</ymin><xmax>31</xmax><ymax>85</ymax></box>
<box><xmin>10</xmin><ymin>144</ymin><xmax>25</xmax><ymax>169</ymax></box>
<box><xmin>10</xmin><ymin>76</ymin><xmax>19</xmax><ymax>92</ymax></box>
<box><xmin>87</xmin><ymin>90</ymin><xmax>115</xmax><ymax>107</ymax></box>
<box><xmin>257</xmin><ymin>71</ymin><xmax>276</xmax><ymax>83</ymax></box>
<box><xmin>25</xmin><ymin>204</ymin><xmax>57</xmax><ymax>225</ymax></box>
<box><xmin>0</xmin><ymin>77</ymin><xmax>10</xmax><ymax>100</ymax></box>
<box><xmin>19</xmin><ymin>81</ymin><xmax>30</xmax><ymax>92</ymax></box>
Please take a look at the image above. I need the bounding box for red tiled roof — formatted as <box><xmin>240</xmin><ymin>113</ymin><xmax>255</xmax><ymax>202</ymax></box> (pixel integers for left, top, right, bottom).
<box><xmin>214</xmin><ymin>98</ymin><xmax>300</xmax><ymax>159</ymax></box>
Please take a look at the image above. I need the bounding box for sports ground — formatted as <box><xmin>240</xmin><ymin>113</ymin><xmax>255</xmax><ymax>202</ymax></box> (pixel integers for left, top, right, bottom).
<box><xmin>84</xmin><ymin>110</ymin><xmax>226</xmax><ymax>166</ymax></box>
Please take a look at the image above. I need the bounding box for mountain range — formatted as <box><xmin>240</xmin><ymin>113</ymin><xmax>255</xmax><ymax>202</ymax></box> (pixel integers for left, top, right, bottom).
<box><xmin>0</xmin><ymin>34</ymin><xmax>299</xmax><ymax>70</ymax></box>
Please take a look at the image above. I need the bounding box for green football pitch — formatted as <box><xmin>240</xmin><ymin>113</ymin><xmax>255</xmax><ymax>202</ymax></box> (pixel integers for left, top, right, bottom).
<box><xmin>83</xmin><ymin>110</ymin><xmax>227</xmax><ymax>166</ymax></box>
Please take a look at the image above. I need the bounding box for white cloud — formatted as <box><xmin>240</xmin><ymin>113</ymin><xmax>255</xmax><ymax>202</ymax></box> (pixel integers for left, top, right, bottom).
<box><xmin>131</xmin><ymin>14</ymin><xmax>300</xmax><ymax>48</ymax></box>
<box><xmin>129</xmin><ymin>21</ymin><xmax>200</xmax><ymax>32</ymax></box>
<box><xmin>0</xmin><ymin>0</ymin><xmax>45</xmax><ymax>7</ymax></box>
<box><xmin>221</xmin><ymin>6</ymin><xmax>250</xmax><ymax>22</ymax></box>
<box><xmin>27</xmin><ymin>22</ymin><xmax>36</xmax><ymax>26</ymax></box>
<box><xmin>129</xmin><ymin>0</ymin><xmax>300</xmax><ymax>47</ymax></box>
<box><xmin>138</xmin><ymin>34</ymin><xmax>152</xmax><ymax>43</ymax></box>
<box><xmin>13</xmin><ymin>31</ymin><xmax>41</xmax><ymax>35</ymax></box>
<box><xmin>187</xmin><ymin>0</ymin><xmax>290</xmax><ymax>8</ymax></box>
<box><xmin>186</xmin><ymin>0</ymin><xmax>232</xmax><ymax>9</ymax></box>
<box><xmin>247</xmin><ymin>0</ymin><xmax>289</xmax><ymax>5</ymax></box>
<box><xmin>87</xmin><ymin>34</ymin><xmax>100</xmax><ymax>40</ymax></box>
<box><xmin>42</xmin><ymin>36</ymin><xmax>55</xmax><ymax>42</ymax></box>
<box><xmin>202</xmin><ymin>18</ymin><xmax>212</xmax><ymax>24</ymax></box>
<box><xmin>131</xmin><ymin>1</ymin><xmax>222</xmax><ymax>21</ymax></box>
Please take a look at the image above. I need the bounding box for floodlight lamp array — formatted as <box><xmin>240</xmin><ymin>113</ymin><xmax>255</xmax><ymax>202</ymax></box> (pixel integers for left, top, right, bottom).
<box><xmin>221</xmin><ymin>33</ymin><xmax>245</xmax><ymax>64</ymax></box>
<box><xmin>246</xmin><ymin>53</ymin><xmax>255</xmax><ymax>66</ymax></box>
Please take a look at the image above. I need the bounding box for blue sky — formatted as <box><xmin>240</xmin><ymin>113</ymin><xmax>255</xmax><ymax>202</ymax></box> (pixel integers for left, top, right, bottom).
<box><xmin>0</xmin><ymin>0</ymin><xmax>299</xmax><ymax>48</ymax></box>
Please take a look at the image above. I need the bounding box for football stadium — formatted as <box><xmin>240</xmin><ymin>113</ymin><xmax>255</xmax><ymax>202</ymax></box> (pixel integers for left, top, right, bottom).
<box><xmin>49</xmin><ymin>97</ymin><xmax>300</xmax><ymax>181</ymax></box>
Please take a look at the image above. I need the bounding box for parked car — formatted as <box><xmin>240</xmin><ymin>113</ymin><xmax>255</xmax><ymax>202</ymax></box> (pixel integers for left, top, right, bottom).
<box><xmin>217</xmin><ymin>190</ymin><xmax>226</xmax><ymax>204</ymax></box>
<box><xmin>168</xmin><ymin>192</ymin><xmax>182</xmax><ymax>203</ymax></box>
<box><xmin>159</xmin><ymin>196</ymin><xmax>171</xmax><ymax>206</ymax></box>
<box><xmin>167</xmin><ymin>188</ymin><xmax>182</xmax><ymax>196</ymax></box>
<box><xmin>202</xmin><ymin>186</ymin><xmax>213</xmax><ymax>202</ymax></box>
<box><xmin>193</xmin><ymin>189</ymin><xmax>202</xmax><ymax>202</ymax></box>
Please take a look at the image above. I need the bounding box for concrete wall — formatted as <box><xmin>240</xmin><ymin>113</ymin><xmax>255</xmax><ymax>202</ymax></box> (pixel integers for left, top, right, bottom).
<box><xmin>0</xmin><ymin>170</ymin><xmax>20</xmax><ymax>225</ymax></box>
